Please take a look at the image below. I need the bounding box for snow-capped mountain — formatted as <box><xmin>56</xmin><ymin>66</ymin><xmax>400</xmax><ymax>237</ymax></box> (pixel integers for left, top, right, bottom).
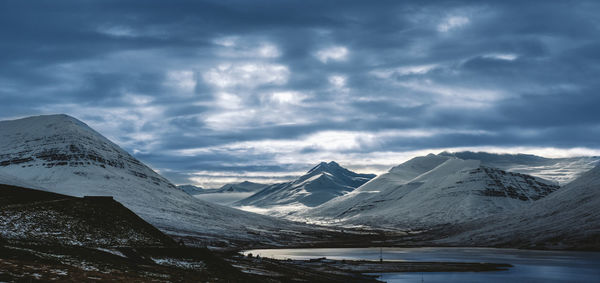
<box><xmin>235</xmin><ymin>161</ymin><xmax>375</xmax><ymax>214</ymax></box>
<box><xmin>0</xmin><ymin>114</ymin><xmax>309</xmax><ymax>246</ymax></box>
<box><xmin>209</xmin><ymin>181</ymin><xmax>268</xmax><ymax>194</ymax></box>
<box><xmin>307</xmin><ymin>155</ymin><xmax>559</xmax><ymax>228</ymax></box>
<box><xmin>439</xmin><ymin>151</ymin><xmax>599</xmax><ymax>185</ymax></box>
<box><xmin>177</xmin><ymin>184</ymin><xmax>205</xmax><ymax>195</ymax></box>
<box><xmin>441</xmin><ymin>164</ymin><xmax>600</xmax><ymax>249</ymax></box>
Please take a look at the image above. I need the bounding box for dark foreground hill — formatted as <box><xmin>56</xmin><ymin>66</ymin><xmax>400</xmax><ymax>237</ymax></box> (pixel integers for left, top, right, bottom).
<box><xmin>0</xmin><ymin>184</ymin><xmax>177</xmax><ymax>247</ymax></box>
<box><xmin>0</xmin><ymin>184</ymin><xmax>382</xmax><ymax>282</ymax></box>
<box><xmin>0</xmin><ymin>184</ymin><xmax>258</xmax><ymax>281</ymax></box>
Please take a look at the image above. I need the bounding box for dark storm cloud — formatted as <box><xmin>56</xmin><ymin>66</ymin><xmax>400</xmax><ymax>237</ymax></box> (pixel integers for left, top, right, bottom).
<box><xmin>1</xmin><ymin>0</ymin><xmax>599</xmax><ymax>186</ymax></box>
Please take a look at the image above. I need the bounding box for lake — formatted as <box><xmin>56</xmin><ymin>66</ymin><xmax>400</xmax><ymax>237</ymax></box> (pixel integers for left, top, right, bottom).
<box><xmin>242</xmin><ymin>247</ymin><xmax>600</xmax><ymax>282</ymax></box>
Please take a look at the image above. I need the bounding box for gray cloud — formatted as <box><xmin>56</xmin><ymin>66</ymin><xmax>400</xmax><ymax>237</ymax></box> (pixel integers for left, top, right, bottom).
<box><xmin>1</xmin><ymin>0</ymin><xmax>599</xmax><ymax>187</ymax></box>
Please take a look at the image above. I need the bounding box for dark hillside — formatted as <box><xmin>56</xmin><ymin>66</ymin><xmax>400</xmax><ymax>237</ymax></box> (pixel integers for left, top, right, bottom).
<box><xmin>0</xmin><ymin>184</ymin><xmax>177</xmax><ymax>247</ymax></box>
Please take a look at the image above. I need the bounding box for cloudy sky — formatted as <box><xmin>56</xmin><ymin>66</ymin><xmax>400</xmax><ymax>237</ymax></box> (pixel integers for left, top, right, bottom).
<box><xmin>2</xmin><ymin>1</ymin><xmax>600</xmax><ymax>187</ymax></box>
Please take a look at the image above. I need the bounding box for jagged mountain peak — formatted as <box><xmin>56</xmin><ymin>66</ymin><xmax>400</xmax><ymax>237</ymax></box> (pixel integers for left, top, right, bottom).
<box><xmin>235</xmin><ymin>161</ymin><xmax>375</xmax><ymax>212</ymax></box>
<box><xmin>307</xmin><ymin>161</ymin><xmax>343</xmax><ymax>174</ymax></box>
<box><xmin>303</xmin><ymin>161</ymin><xmax>373</xmax><ymax>183</ymax></box>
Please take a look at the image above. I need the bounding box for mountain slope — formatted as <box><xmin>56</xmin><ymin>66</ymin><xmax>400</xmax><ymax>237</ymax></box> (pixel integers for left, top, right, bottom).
<box><xmin>440</xmin><ymin>164</ymin><xmax>600</xmax><ymax>249</ymax></box>
<box><xmin>0</xmin><ymin>184</ymin><xmax>177</xmax><ymax>247</ymax></box>
<box><xmin>0</xmin><ymin>114</ymin><xmax>309</xmax><ymax>247</ymax></box>
<box><xmin>307</xmin><ymin>156</ymin><xmax>559</xmax><ymax>228</ymax></box>
<box><xmin>439</xmin><ymin>151</ymin><xmax>599</xmax><ymax>185</ymax></box>
<box><xmin>235</xmin><ymin>162</ymin><xmax>375</xmax><ymax>212</ymax></box>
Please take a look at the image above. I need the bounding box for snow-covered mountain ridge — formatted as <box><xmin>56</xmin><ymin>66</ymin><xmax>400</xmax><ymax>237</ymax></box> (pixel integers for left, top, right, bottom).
<box><xmin>235</xmin><ymin>161</ymin><xmax>375</xmax><ymax>213</ymax></box>
<box><xmin>306</xmin><ymin>156</ymin><xmax>559</xmax><ymax>228</ymax></box>
<box><xmin>200</xmin><ymin>181</ymin><xmax>267</xmax><ymax>194</ymax></box>
<box><xmin>439</xmin><ymin>151</ymin><xmax>599</xmax><ymax>184</ymax></box>
<box><xmin>439</xmin><ymin>164</ymin><xmax>600</xmax><ymax>250</ymax></box>
<box><xmin>0</xmin><ymin>114</ymin><xmax>310</xmax><ymax>246</ymax></box>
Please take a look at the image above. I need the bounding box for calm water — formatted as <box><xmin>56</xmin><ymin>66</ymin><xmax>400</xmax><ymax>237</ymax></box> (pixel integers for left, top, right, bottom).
<box><xmin>243</xmin><ymin>247</ymin><xmax>600</xmax><ymax>283</ymax></box>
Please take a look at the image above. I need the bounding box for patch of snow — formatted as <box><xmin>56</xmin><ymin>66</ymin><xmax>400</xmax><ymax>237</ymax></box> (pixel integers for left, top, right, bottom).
<box><xmin>151</xmin><ymin>258</ymin><xmax>206</xmax><ymax>270</ymax></box>
<box><xmin>95</xmin><ymin>248</ymin><xmax>126</xmax><ymax>258</ymax></box>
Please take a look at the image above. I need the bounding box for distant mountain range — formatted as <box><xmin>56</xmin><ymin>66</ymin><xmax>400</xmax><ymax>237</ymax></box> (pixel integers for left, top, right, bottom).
<box><xmin>179</xmin><ymin>181</ymin><xmax>270</xmax><ymax>205</ymax></box>
<box><xmin>234</xmin><ymin>161</ymin><xmax>375</xmax><ymax>214</ymax></box>
<box><xmin>214</xmin><ymin>181</ymin><xmax>268</xmax><ymax>193</ymax></box>
<box><xmin>1</xmin><ymin>114</ymin><xmax>598</xmax><ymax>250</ymax></box>
<box><xmin>306</xmin><ymin>155</ymin><xmax>559</xmax><ymax>228</ymax></box>
<box><xmin>184</xmin><ymin>181</ymin><xmax>268</xmax><ymax>195</ymax></box>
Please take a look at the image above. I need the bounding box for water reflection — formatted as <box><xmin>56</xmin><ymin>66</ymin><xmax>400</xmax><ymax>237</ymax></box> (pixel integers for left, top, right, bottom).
<box><xmin>243</xmin><ymin>247</ymin><xmax>600</xmax><ymax>282</ymax></box>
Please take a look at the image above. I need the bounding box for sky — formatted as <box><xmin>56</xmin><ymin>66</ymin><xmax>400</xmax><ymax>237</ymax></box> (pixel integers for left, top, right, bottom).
<box><xmin>1</xmin><ymin>0</ymin><xmax>600</xmax><ymax>187</ymax></box>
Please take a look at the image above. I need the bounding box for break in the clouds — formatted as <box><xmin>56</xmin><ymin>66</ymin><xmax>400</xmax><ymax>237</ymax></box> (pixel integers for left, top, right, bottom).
<box><xmin>1</xmin><ymin>1</ymin><xmax>600</xmax><ymax>187</ymax></box>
